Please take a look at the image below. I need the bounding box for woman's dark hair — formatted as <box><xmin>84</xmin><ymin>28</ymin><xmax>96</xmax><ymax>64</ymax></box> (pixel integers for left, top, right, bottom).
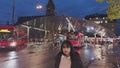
<box><xmin>60</xmin><ymin>40</ymin><xmax>75</xmax><ymax>56</ymax></box>
<box><xmin>55</xmin><ymin>40</ymin><xmax>83</xmax><ymax>68</ymax></box>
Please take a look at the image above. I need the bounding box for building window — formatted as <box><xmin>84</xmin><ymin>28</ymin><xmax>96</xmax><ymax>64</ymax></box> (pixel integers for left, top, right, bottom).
<box><xmin>105</xmin><ymin>20</ymin><xmax>108</xmax><ymax>23</ymax></box>
<box><xmin>101</xmin><ymin>21</ymin><xmax>103</xmax><ymax>23</ymax></box>
<box><xmin>103</xmin><ymin>17</ymin><xmax>105</xmax><ymax>19</ymax></box>
<box><xmin>94</xmin><ymin>21</ymin><xmax>100</xmax><ymax>24</ymax></box>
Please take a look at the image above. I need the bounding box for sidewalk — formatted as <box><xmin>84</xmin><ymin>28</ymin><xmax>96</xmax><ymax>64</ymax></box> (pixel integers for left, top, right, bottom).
<box><xmin>88</xmin><ymin>44</ymin><xmax>114</xmax><ymax>68</ymax></box>
<box><xmin>88</xmin><ymin>58</ymin><xmax>114</xmax><ymax>68</ymax></box>
<box><xmin>88</xmin><ymin>44</ymin><xmax>115</xmax><ymax>68</ymax></box>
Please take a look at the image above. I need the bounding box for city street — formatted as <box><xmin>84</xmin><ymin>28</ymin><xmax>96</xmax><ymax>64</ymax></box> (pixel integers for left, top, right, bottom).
<box><xmin>0</xmin><ymin>0</ymin><xmax>120</xmax><ymax>68</ymax></box>
<box><xmin>0</xmin><ymin>42</ymin><xmax>119</xmax><ymax>68</ymax></box>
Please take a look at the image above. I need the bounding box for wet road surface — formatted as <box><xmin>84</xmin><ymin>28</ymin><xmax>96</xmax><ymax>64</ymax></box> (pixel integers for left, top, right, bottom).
<box><xmin>0</xmin><ymin>42</ymin><xmax>119</xmax><ymax>68</ymax></box>
<box><xmin>0</xmin><ymin>43</ymin><xmax>58</xmax><ymax>68</ymax></box>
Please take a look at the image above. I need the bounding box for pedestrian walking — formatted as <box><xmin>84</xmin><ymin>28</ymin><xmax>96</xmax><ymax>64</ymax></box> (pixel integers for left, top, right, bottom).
<box><xmin>55</xmin><ymin>40</ymin><xmax>83</xmax><ymax>68</ymax></box>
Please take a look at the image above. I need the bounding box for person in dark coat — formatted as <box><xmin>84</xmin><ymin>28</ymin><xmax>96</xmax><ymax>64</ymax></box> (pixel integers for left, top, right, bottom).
<box><xmin>55</xmin><ymin>40</ymin><xmax>83</xmax><ymax>68</ymax></box>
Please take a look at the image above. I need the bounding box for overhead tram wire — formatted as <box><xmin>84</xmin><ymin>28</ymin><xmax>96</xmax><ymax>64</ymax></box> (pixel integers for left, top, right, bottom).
<box><xmin>0</xmin><ymin>1</ymin><xmax>11</xmax><ymax>8</ymax></box>
<box><xmin>21</xmin><ymin>0</ymin><xmax>45</xmax><ymax>7</ymax></box>
<box><xmin>56</xmin><ymin>3</ymin><xmax>107</xmax><ymax>17</ymax></box>
<box><xmin>0</xmin><ymin>0</ymin><xmax>44</xmax><ymax>11</ymax></box>
<box><xmin>17</xmin><ymin>0</ymin><xmax>45</xmax><ymax>11</ymax></box>
<box><xmin>13</xmin><ymin>0</ymin><xmax>43</xmax><ymax>16</ymax></box>
<box><xmin>0</xmin><ymin>1</ymin><xmax>12</xmax><ymax>15</ymax></box>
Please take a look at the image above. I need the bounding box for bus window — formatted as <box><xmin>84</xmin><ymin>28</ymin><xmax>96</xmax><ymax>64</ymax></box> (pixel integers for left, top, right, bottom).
<box><xmin>66</xmin><ymin>32</ymin><xmax>84</xmax><ymax>47</ymax></box>
<box><xmin>0</xmin><ymin>31</ymin><xmax>16</xmax><ymax>40</ymax></box>
<box><xmin>67</xmin><ymin>35</ymin><xmax>78</xmax><ymax>40</ymax></box>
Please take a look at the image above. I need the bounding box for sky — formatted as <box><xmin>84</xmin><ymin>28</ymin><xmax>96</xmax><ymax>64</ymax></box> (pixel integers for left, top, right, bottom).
<box><xmin>0</xmin><ymin>0</ymin><xmax>109</xmax><ymax>24</ymax></box>
<box><xmin>0</xmin><ymin>0</ymin><xmax>120</xmax><ymax>35</ymax></box>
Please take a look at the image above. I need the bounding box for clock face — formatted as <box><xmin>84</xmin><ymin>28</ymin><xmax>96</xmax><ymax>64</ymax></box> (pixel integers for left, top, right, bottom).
<box><xmin>48</xmin><ymin>8</ymin><xmax>50</xmax><ymax>9</ymax></box>
<box><xmin>47</xmin><ymin>7</ymin><xmax>53</xmax><ymax>10</ymax></box>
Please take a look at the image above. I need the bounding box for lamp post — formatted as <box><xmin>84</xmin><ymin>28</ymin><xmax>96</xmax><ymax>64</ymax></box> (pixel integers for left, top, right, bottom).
<box><xmin>12</xmin><ymin>0</ymin><xmax>15</xmax><ymax>25</ymax></box>
<box><xmin>36</xmin><ymin>4</ymin><xmax>47</xmax><ymax>38</ymax></box>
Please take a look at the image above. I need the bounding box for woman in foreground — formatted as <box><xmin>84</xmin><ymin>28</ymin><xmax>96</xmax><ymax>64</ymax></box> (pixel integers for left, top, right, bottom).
<box><xmin>55</xmin><ymin>40</ymin><xmax>83</xmax><ymax>68</ymax></box>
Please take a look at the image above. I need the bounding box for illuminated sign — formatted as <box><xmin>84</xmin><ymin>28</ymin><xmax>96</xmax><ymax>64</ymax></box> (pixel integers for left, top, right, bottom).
<box><xmin>0</xmin><ymin>29</ymin><xmax>10</xmax><ymax>32</ymax></box>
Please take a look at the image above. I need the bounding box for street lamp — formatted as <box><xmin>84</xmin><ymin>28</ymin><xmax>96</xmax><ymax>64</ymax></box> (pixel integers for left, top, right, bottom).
<box><xmin>36</xmin><ymin>5</ymin><xmax>43</xmax><ymax>10</ymax></box>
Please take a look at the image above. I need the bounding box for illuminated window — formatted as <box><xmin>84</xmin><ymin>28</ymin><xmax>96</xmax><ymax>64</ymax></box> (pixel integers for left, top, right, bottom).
<box><xmin>105</xmin><ymin>20</ymin><xmax>108</xmax><ymax>23</ymax></box>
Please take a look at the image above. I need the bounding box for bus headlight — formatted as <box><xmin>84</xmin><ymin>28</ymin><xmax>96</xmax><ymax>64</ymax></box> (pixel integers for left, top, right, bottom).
<box><xmin>10</xmin><ymin>42</ymin><xmax>17</xmax><ymax>47</ymax></box>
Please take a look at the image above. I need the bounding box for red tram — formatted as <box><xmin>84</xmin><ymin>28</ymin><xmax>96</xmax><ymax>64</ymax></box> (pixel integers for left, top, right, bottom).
<box><xmin>66</xmin><ymin>31</ymin><xmax>84</xmax><ymax>53</ymax></box>
<box><xmin>0</xmin><ymin>25</ymin><xmax>28</xmax><ymax>49</ymax></box>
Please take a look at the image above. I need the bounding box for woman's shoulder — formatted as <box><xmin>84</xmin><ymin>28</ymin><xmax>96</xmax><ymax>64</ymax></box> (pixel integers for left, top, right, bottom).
<box><xmin>55</xmin><ymin>52</ymin><xmax>62</xmax><ymax>59</ymax></box>
<box><xmin>71</xmin><ymin>52</ymin><xmax>81</xmax><ymax>59</ymax></box>
<box><xmin>73</xmin><ymin>52</ymin><xmax>80</xmax><ymax>56</ymax></box>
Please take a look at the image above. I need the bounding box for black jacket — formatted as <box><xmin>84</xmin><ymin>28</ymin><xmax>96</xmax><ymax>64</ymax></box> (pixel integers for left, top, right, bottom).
<box><xmin>55</xmin><ymin>52</ymin><xmax>83</xmax><ymax>68</ymax></box>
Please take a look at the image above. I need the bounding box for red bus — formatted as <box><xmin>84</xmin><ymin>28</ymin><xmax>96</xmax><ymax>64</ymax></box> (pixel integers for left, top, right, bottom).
<box><xmin>66</xmin><ymin>31</ymin><xmax>84</xmax><ymax>53</ymax></box>
<box><xmin>0</xmin><ymin>25</ymin><xmax>28</xmax><ymax>49</ymax></box>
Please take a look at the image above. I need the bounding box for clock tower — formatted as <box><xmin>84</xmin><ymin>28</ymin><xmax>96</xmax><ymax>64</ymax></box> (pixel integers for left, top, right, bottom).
<box><xmin>46</xmin><ymin>0</ymin><xmax>55</xmax><ymax>16</ymax></box>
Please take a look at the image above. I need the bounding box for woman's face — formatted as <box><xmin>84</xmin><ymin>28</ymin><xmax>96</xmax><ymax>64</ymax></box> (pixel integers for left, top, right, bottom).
<box><xmin>62</xmin><ymin>44</ymin><xmax>71</xmax><ymax>56</ymax></box>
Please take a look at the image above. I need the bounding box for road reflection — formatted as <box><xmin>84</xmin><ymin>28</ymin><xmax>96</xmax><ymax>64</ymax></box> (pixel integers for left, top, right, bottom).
<box><xmin>0</xmin><ymin>51</ymin><xmax>20</xmax><ymax>68</ymax></box>
<box><xmin>82</xmin><ymin>45</ymin><xmax>95</xmax><ymax>61</ymax></box>
<box><xmin>8</xmin><ymin>51</ymin><xmax>18</xmax><ymax>60</ymax></box>
<box><xmin>2</xmin><ymin>60</ymin><xmax>19</xmax><ymax>68</ymax></box>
